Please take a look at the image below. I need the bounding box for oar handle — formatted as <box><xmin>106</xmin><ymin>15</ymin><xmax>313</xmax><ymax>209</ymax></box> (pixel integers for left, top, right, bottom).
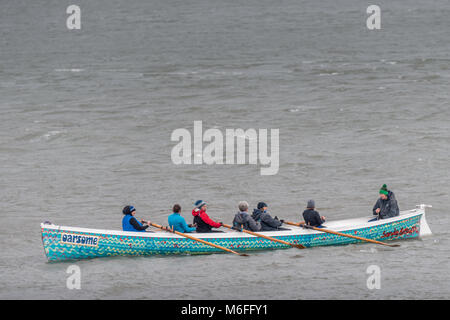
<box><xmin>148</xmin><ymin>222</ymin><xmax>248</xmax><ymax>256</ymax></box>
<box><xmin>150</xmin><ymin>222</ymin><xmax>170</xmax><ymax>231</ymax></box>
<box><xmin>221</xmin><ymin>223</ymin><xmax>305</xmax><ymax>249</ymax></box>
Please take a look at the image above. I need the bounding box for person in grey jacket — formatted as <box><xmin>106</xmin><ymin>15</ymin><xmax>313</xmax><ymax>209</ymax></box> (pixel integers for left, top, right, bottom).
<box><xmin>251</xmin><ymin>202</ymin><xmax>287</xmax><ymax>231</ymax></box>
<box><xmin>233</xmin><ymin>201</ymin><xmax>261</xmax><ymax>231</ymax></box>
<box><xmin>371</xmin><ymin>184</ymin><xmax>400</xmax><ymax>220</ymax></box>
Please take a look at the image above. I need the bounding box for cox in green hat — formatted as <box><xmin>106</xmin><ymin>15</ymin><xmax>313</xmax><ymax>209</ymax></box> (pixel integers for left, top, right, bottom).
<box><xmin>379</xmin><ymin>184</ymin><xmax>389</xmax><ymax>198</ymax></box>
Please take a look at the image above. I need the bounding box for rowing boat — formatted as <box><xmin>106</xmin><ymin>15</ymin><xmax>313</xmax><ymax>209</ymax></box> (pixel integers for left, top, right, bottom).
<box><xmin>40</xmin><ymin>204</ymin><xmax>432</xmax><ymax>262</ymax></box>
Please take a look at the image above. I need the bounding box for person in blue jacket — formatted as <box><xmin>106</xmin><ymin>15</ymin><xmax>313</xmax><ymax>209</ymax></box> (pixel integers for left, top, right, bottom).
<box><xmin>122</xmin><ymin>205</ymin><xmax>151</xmax><ymax>232</ymax></box>
<box><xmin>168</xmin><ymin>204</ymin><xmax>196</xmax><ymax>233</ymax></box>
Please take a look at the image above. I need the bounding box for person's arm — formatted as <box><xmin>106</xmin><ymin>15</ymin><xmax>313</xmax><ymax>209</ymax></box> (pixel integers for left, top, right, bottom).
<box><xmin>247</xmin><ymin>216</ymin><xmax>261</xmax><ymax>231</ymax></box>
<box><xmin>200</xmin><ymin>212</ymin><xmax>222</xmax><ymax>228</ymax></box>
<box><xmin>318</xmin><ymin>211</ymin><xmax>325</xmax><ymax>223</ymax></box>
<box><xmin>261</xmin><ymin>213</ymin><xmax>282</xmax><ymax>228</ymax></box>
<box><xmin>130</xmin><ymin>217</ymin><xmax>149</xmax><ymax>231</ymax></box>
<box><xmin>373</xmin><ymin>199</ymin><xmax>381</xmax><ymax>216</ymax></box>
<box><xmin>314</xmin><ymin>211</ymin><xmax>324</xmax><ymax>226</ymax></box>
<box><xmin>180</xmin><ymin>217</ymin><xmax>196</xmax><ymax>233</ymax></box>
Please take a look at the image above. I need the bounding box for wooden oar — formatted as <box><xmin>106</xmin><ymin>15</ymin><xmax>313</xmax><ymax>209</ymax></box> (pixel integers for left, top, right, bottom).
<box><xmin>284</xmin><ymin>221</ymin><xmax>400</xmax><ymax>247</ymax></box>
<box><xmin>221</xmin><ymin>223</ymin><xmax>305</xmax><ymax>249</ymax></box>
<box><xmin>149</xmin><ymin>222</ymin><xmax>249</xmax><ymax>256</ymax></box>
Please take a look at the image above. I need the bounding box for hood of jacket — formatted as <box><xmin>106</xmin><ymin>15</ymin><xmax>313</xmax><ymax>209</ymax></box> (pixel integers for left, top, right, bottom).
<box><xmin>234</xmin><ymin>211</ymin><xmax>250</xmax><ymax>224</ymax></box>
<box><xmin>252</xmin><ymin>209</ymin><xmax>263</xmax><ymax>221</ymax></box>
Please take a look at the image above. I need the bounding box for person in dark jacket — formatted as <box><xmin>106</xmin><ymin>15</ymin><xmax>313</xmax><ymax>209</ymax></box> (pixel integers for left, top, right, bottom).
<box><xmin>251</xmin><ymin>202</ymin><xmax>287</xmax><ymax>231</ymax></box>
<box><xmin>233</xmin><ymin>201</ymin><xmax>261</xmax><ymax>231</ymax></box>
<box><xmin>371</xmin><ymin>184</ymin><xmax>400</xmax><ymax>221</ymax></box>
<box><xmin>192</xmin><ymin>200</ymin><xmax>223</xmax><ymax>233</ymax></box>
<box><xmin>122</xmin><ymin>205</ymin><xmax>151</xmax><ymax>232</ymax></box>
<box><xmin>302</xmin><ymin>200</ymin><xmax>326</xmax><ymax>227</ymax></box>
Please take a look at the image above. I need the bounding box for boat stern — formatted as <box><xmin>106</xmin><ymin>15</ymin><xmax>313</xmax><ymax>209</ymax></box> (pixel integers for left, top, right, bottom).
<box><xmin>416</xmin><ymin>204</ymin><xmax>433</xmax><ymax>237</ymax></box>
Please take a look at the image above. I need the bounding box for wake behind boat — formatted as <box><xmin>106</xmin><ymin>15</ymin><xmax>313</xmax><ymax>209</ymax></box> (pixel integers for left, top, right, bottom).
<box><xmin>40</xmin><ymin>205</ymin><xmax>432</xmax><ymax>262</ymax></box>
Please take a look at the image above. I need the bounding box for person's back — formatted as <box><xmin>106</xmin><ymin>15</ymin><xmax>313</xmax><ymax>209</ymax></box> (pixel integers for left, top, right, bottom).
<box><xmin>302</xmin><ymin>200</ymin><xmax>326</xmax><ymax>227</ymax></box>
<box><xmin>169</xmin><ymin>204</ymin><xmax>196</xmax><ymax>233</ymax></box>
<box><xmin>233</xmin><ymin>201</ymin><xmax>261</xmax><ymax>231</ymax></box>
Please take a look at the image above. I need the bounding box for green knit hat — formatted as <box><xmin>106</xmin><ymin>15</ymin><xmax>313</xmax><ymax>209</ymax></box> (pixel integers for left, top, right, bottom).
<box><xmin>379</xmin><ymin>184</ymin><xmax>389</xmax><ymax>195</ymax></box>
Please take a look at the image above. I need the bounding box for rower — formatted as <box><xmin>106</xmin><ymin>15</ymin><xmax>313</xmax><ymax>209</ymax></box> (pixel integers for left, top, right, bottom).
<box><xmin>251</xmin><ymin>202</ymin><xmax>288</xmax><ymax>231</ymax></box>
<box><xmin>302</xmin><ymin>200</ymin><xmax>326</xmax><ymax>228</ymax></box>
<box><xmin>233</xmin><ymin>201</ymin><xmax>261</xmax><ymax>231</ymax></box>
<box><xmin>191</xmin><ymin>200</ymin><xmax>223</xmax><ymax>233</ymax></box>
<box><xmin>122</xmin><ymin>205</ymin><xmax>151</xmax><ymax>232</ymax></box>
<box><xmin>168</xmin><ymin>204</ymin><xmax>196</xmax><ymax>233</ymax></box>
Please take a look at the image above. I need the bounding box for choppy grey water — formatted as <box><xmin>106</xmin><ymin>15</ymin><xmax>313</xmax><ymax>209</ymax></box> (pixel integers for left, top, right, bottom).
<box><xmin>1</xmin><ymin>0</ymin><xmax>449</xmax><ymax>299</ymax></box>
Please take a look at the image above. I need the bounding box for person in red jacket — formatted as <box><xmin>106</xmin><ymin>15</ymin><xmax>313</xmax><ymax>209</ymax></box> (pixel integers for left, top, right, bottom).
<box><xmin>192</xmin><ymin>200</ymin><xmax>223</xmax><ymax>233</ymax></box>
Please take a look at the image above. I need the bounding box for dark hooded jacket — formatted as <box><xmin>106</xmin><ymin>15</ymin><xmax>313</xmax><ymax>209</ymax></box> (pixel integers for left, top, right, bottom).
<box><xmin>251</xmin><ymin>209</ymin><xmax>284</xmax><ymax>231</ymax></box>
<box><xmin>372</xmin><ymin>190</ymin><xmax>400</xmax><ymax>219</ymax></box>
<box><xmin>302</xmin><ymin>209</ymin><xmax>325</xmax><ymax>227</ymax></box>
<box><xmin>233</xmin><ymin>211</ymin><xmax>261</xmax><ymax>231</ymax></box>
